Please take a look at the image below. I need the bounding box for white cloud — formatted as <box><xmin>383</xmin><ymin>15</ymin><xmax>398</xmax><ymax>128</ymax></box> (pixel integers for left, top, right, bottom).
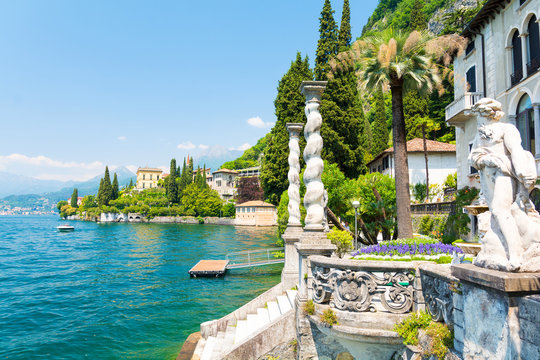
<box><xmin>126</xmin><ymin>165</ymin><xmax>138</xmax><ymax>174</ymax></box>
<box><xmin>247</xmin><ymin>116</ymin><xmax>274</xmax><ymax>128</ymax></box>
<box><xmin>229</xmin><ymin>143</ymin><xmax>252</xmax><ymax>151</ymax></box>
<box><xmin>0</xmin><ymin>153</ymin><xmax>105</xmax><ymax>181</ymax></box>
<box><xmin>177</xmin><ymin>141</ymin><xmax>196</xmax><ymax>150</ymax></box>
<box><xmin>198</xmin><ymin>144</ymin><xmax>209</xmax><ymax>150</ymax></box>
<box><xmin>117</xmin><ymin>136</ymin><xmax>127</xmax><ymax>141</ymax></box>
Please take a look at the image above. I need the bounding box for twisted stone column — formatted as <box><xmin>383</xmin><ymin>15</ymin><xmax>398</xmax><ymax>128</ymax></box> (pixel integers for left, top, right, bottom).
<box><xmin>300</xmin><ymin>81</ymin><xmax>326</xmax><ymax>231</ymax></box>
<box><xmin>286</xmin><ymin>123</ymin><xmax>303</xmax><ymax>226</ymax></box>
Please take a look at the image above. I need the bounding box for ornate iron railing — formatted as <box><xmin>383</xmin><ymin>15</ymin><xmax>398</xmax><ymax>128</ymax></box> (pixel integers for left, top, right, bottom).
<box><xmin>527</xmin><ymin>55</ymin><xmax>540</xmax><ymax>77</ymax></box>
<box><xmin>310</xmin><ymin>256</ymin><xmax>419</xmax><ymax>314</ymax></box>
<box><xmin>410</xmin><ymin>201</ymin><xmax>456</xmax><ymax>214</ymax></box>
<box><xmin>511</xmin><ymin>68</ymin><xmax>523</xmax><ymax>87</ymax></box>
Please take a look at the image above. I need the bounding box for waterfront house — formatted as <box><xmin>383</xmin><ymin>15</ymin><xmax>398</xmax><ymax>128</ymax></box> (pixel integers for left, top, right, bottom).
<box><xmin>136</xmin><ymin>167</ymin><xmax>163</xmax><ymax>190</ymax></box>
<box><xmin>367</xmin><ymin>138</ymin><xmax>457</xmax><ymax>191</ymax></box>
<box><xmin>211</xmin><ymin>169</ymin><xmax>238</xmax><ymax>201</ymax></box>
<box><xmin>235</xmin><ymin>200</ymin><xmax>277</xmax><ymax>226</ymax></box>
<box><xmin>446</xmin><ymin>0</ymin><xmax>540</xmax><ymax>189</ymax></box>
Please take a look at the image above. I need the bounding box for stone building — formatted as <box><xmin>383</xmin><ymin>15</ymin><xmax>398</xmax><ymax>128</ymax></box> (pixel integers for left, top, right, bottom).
<box><xmin>367</xmin><ymin>138</ymin><xmax>457</xmax><ymax>188</ymax></box>
<box><xmin>235</xmin><ymin>200</ymin><xmax>277</xmax><ymax>226</ymax></box>
<box><xmin>212</xmin><ymin>169</ymin><xmax>238</xmax><ymax>201</ymax></box>
<box><xmin>136</xmin><ymin>167</ymin><xmax>163</xmax><ymax>190</ymax></box>
<box><xmin>446</xmin><ymin>0</ymin><xmax>540</xmax><ymax>189</ymax></box>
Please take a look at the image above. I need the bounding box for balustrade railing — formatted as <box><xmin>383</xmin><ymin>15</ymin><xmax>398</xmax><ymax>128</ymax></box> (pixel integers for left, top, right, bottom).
<box><xmin>527</xmin><ymin>56</ymin><xmax>540</xmax><ymax>77</ymax></box>
<box><xmin>511</xmin><ymin>69</ymin><xmax>523</xmax><ymax>87</ymax></box>
<box><xmin>445</xmin><ymin>92</ymin><xmax>483</xmax><ymax>122</ymax></box>
<box><xmin>410</xmin><ymin>201</ymin><xmax>456</xmax><ymax>214</ymax></box>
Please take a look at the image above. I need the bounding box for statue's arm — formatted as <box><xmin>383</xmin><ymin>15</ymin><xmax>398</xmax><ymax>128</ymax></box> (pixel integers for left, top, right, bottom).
<box><xmin>504</xmin><ymin>125</ymin><xmax>537</xmax><ymax>184</ymax></box>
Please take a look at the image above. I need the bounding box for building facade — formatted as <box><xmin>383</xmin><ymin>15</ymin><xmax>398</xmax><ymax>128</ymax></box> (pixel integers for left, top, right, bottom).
<box><xmin>136</xmin><ymin>168</ymin><xmax>163</xmax><ymax>190</ymax></box>
<box><xmin>367</xmin><ymin>138</ymin><xmax>457</xmax><ymax>190</ymax></box>
<box><xmin>235</xmin><ymin>200</ymin><xmax>277</xmax><ymax>226</ymax></box>
<box><xmin>211</xmin><ymin>169</ymin><xmax>238</xmax><ymax>201</ymax></box>
<box><xmin>446</xmin><ymin>0</ymin><xmax>540</xmax><ymax>189</ymax></box>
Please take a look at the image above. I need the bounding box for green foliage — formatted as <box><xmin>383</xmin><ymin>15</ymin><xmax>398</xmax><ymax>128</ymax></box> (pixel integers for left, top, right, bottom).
<box><xmin>338</xmin><ymin>0</ymin><xmax>351</xmax><ymax>51</ymax></box>
<box><xmin>425</xmin><ymin>321</ymin><xmax>454</xmax><ymax>359</ymax></box>
<box><xmin>222</xmin><ymin>202</ymin><xmax>236</xmax><ymax>218</ymax></box>
<box><xmin>98</xmin><ymin>166</ymin><xmax>113</xmax><ymax>207</ymax></box>
<box><xmin>443</xmin><ymin>186</ymin><xmax>479</xmax><ymax>243</ymax></box>
<box><xmin>327</xmin><ymin>229</ymin><xmax>353</xmax><ymax>258</ymax></box>
<box><xmin>409</xmin><ymin>0</ymin><xmax>427</xmax><ymax>31</ymax></box>
<box><xmin>440</xmin><ymin>1</ymin><xmax>485</xmax><ymax>35</ymax></box>
<box><xmin>167</xmin><ymin>158</ymin><xmax>179</xmax><ymax>203</ymax></box>
<box><xmin>417</xmin><ymin>214</ymin><xmax>447</xmax><ymax>238</ymax></box>
<box><xmin>111</xmin><ymin>173</ymin><xmax>119</xmax><ymax>200</ymax></box>
<box><xmin>443</xmin><ymin>172</ymin><xmax>457</xmax><ymax>189</ymax></box>
<box><xmin>261</xmin><ymin>52</ymin><xmax>312</xmax><ymax>205</ymax></box>
<box><xmin>60</xmin><ymin>204</ymin><xmax>77</xmax><ymax>218</ymax></box>
<box><xmin>221</xmin><ymin>134</ymin><xmax>268</xmax><ymax>170</ymax></box>
<box><xmin>304</xmin><ymin>299</ymin><xmax>315</xmax><ymax>315</ymax></box>
<box><xmin>412</xmin><ymin>182</ymin><xmax>427</xmax><ymax>202</ymax></box>
<box><xmin>320</xmin><ymin>308</ymin><xmax>338</xmax><ymax>327</ymax></box>
<box><xmin>70</xmin><ymin>188</ymin><xmax>78</xmax><ymax>208</ymax></box>
<box><xmin>276</xmin><ymin>190</ymin><xmax>306</xmax><ymax>237</ymax></box>
<box><xmin>57</xmin><ymin>200</ymin><xmax>68</xmax><ymax>212</ymax></box>
<box><xmin>371</xmin><ymin>88</ymin><xmax>390</xmax><ymax>156</ymax></box>
<box><xmin>315</xmin><ymin>0</ymin><xmax>338</xmax><ymax>80</ymax></box>
<box><xmin>394</xmin><ymin>311</ymin><xmax>432</xmax><ymax>345</ymax></box>
<box><xmin>181</xmin><ymin>183</ymin><xmax>223</xmax><ymax>217</ymax></box>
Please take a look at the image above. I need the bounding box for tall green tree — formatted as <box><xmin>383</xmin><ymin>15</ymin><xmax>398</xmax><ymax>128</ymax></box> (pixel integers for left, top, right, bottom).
<box><xmin>340</xmin><ymin>29</ymin><xmax>464</xmax><ymax>238</ymax></box>
<box><xmin>99</xmin><ymin>166</ymin><xmax>113</xmax><ymax>207</ymax></box>
<box><xmin>371</xmin><ymin>88</ymin><xmax>390</xmax><ymax>156</ymax></box>
<box><xmin>314</xmin><ymin>0</ymin><xmax>338</xmax><ymax>80</ymax></box>
<box><xmin>338</xmin><ymin>0</ymin><xmax>351</xmax><ymax>51</ymax></box>
<box><xmin>167</xmin><ymin>158</ymin><xmax>179</xmax><ymax>203</ymax></box>
<box><xmin>111</xmin><ymin>173</ymin><xmax>119</xmax><ymax>200</ymax></box>
<box><xmin>70</xmin><ymin>188</ymin><xmax>78</xmax><ymax>208</ymax></box>
<box><xmin>409</xmin><ymin>0</ymin><xmax>427</xmax><ymax>31</ymax></box>
<box><xmin>129</xmin><ymin>178</ymin><xmax>133</xmax><ymax>189</ymax></box>
<box><xmin>260</xmin><ymin>53</ymin><xmax>313</xmax><ymax>204</ymax></box>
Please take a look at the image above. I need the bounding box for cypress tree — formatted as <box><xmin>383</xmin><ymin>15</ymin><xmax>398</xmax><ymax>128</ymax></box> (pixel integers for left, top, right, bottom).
<box><xmin>111</xmin><ymin>173</ymin><xmax>119</xmax><ymax>200</ymax></box>
<box><xmin>70</xmin><ymin>188</ymin><xmax>78</xmax><ymax>208</ymax></box>
<box><xmin>129</xmin><ymin>178</ymin><xmax>133</xmax><ymax>189</ymax></box>
<box><xmin>314</xmin><ymin>0</ymin><xmax>338</xmax><ymax>80</ymax></box>
<box><xmin>260</xmin><ymin>52</ymin><xmax>313</xmax><ymax>204</ymax></box>
<box><xmin>338</xmin><ymin>0</ymin><xmax>352</xmax><ymax>51</ymax></box>
<box><xmin>371</xmin><ymin>88</ymin><xmax>390</xmax><ymax>155</ymax></box>
<box><xmin>101</xmin><ymin>166</ymin><xmax>112</xmax><ymax>206</ymax></box>
<box><xmin>97</xmin><ymin>178</ymin><xmax>104</xmax><ymax>206</ymax></box>
<box><xmin>167</xmin><ymin>158</ymin><xmax>178</xmax><ymax>203</ymax></box>
<box><xmin>179</xmin><ymin>158</ymin><xmax>190</xmax><ymax>194</ymax></box>
<box><xmin>410</xmin><ymin>0</ymin><xmax>427</xmax><ymax>31</ymax></box>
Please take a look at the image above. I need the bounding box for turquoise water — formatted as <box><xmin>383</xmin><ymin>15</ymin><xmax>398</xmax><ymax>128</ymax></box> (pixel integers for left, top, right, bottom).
<box><xmin>0</xmin><ymin>216</ymin><xmax>282</xmax><ymax>359</ymax></box>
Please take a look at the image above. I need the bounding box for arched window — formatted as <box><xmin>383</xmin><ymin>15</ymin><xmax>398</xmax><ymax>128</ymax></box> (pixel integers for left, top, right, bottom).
<box><xmin>511</xmin><ymin>30</ymin><xmax>523</xmax><ymax>86</ymax></box>
<box><xmin>516</xmin><ymin>94</ymin><xmax>534</xmax><ymax>152</ymax></box>
<box><xmin>527</xmin><ymin>15</ymin><xmax>540</xmax><ymax>75</ymax></box>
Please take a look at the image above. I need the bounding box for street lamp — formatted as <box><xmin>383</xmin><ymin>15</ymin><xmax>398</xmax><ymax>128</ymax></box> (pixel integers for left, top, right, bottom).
<box><xmin>352</xmin><ymin>200</ymin><xmax>360</xmax><ymax>250</ymax></box>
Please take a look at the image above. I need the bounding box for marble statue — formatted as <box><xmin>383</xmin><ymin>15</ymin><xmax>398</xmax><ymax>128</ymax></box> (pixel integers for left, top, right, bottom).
<box><xmin>468</xmin><ymin>98</ymin><xmax>540</xmax><ymax>272</ymax></box>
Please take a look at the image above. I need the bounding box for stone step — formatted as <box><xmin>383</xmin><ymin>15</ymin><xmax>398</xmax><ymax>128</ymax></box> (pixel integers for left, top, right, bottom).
<box><xmin>257</xmin><ymin>307</ymin><xmax>270</xmax><ymax>329</ymax></box>
<box><xmin>267</xmin><ymin>301</ymin><xmax>281</xmax><ymax>321</ymax></box>
<box><xmin>200</xmin><ymin>335</ymin><xmax>216</xmax><ymax>360</ymax></box>
<box><xmin>222</xmin><ymin>326</ymin><xmax>236</xmax><ymax>353</ymax></box>
<box><xmin>246</xmin><ymin>313</ymin><xmax>259</xmax><ymax>334</ymax></box>
<box><xmin>234</xmin><ymin>320</ymin><xmax>248</xmax><ymax>344</ymax></box>
<box><xmin>276</xmin><ymin>295</ymin><xmax>292</xmax><ymax>314</ymax></box>
<box><xmin>210</xmin><ymin>331</ymin><xmax>225</xmax><ymax>359</ymax></box>
<box><xmin>192</xmin><ymin>337</ymin><xmax>206</xmax><ymax>360</ymax></box>
<box><xmin>286</xmin><ymin>289</ymin><xmax>298</xmax><ymax>307</ymax></box>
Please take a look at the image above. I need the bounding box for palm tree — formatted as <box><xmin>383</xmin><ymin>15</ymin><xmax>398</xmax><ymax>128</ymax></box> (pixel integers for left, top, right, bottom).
<box><xmin>330</xmin><ymin>29</ymin><xmax>465</xmax><ymax>238</ymax></box>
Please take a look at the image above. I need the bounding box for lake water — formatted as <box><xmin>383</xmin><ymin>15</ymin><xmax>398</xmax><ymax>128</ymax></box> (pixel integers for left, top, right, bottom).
<box><xmin>0</xmin><ymin>216</ymin><xmax>282</xmax><ymax>359</ymax></box>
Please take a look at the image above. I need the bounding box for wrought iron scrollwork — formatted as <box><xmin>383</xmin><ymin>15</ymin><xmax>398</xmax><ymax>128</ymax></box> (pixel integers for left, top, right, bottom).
<box><xmin>311</xmin><ymin>265</ymin><xmax>415</xmax><ymax>314</ymax></box>
<box><xmin>420</xmin><ymin>272</ymin><xmax>454</xmax><ymax>323</ymax></box>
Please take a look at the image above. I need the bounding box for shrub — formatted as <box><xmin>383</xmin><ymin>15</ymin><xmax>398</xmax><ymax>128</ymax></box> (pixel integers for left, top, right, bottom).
<box><xmin>327</xmin><ymin>229</ymin><xmax>353</xmax><ymax>258</ymax></box>
<box><xmin>444</xmin><ymin>172</ymin><xmax>457</xmax><ymax>189</ymax></box>
<box><xmin>443</xmin><ymin>186</ymin><xmax>479</xmax><ymax>243</ymax></box>
<box><xmin>418</xmin><ymin>215</ymin><xmax>434</xmax><ymax>235</ymax></box>
<box><xmin>304</xmin><ymin>300</ymin><xmax>315</xmax><ymax>315</ymax></box>
<box><xmin>412</xmin><ymin>182</ymin><xmax>427</xmax><ymax>202</ymax></box>
<box><xmin>425</xmin><ymin>321</ymin><xmax>454</xmax><ymax>359</ymax></box>
<box><xmin>197</xmin><ymin>216</ymin><xmax>204</xmax><ymax>224</ymax></box>
<box><xmin>320</xmin><ymin>308</ymin><xmax>338</xmax><ymax>327</ymax></box>
<box><xmin>394</xmin><ymin>311</ymin><xmax>432</xmax><ymax>345</ymax></box>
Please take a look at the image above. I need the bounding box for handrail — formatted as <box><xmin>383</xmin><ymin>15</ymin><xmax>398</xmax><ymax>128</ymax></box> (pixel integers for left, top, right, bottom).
<box><xmin>226</xmin><ymin>247</ymin><xmax>284</xmax><ymax>269</ymax></box>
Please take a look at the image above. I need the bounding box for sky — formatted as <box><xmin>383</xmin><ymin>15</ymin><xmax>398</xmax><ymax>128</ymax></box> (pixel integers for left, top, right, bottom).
<box><xmin>0</xmin><ymin>0</ymin><xmax>379</xmax><ymax>182</ymax></box>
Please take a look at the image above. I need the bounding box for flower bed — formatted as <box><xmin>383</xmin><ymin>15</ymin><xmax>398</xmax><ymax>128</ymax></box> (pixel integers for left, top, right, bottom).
<box><xmin>352</xmin><ymin>238</ymin><xmax>468</xmax><ymax>264</ymax></box>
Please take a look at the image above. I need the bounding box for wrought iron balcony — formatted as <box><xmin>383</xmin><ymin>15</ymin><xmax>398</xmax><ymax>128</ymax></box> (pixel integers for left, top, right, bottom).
<box><xmin>445</xmin><ymin>92</ymin><xmax>483</xmax><ymax>126</ymax></box>
<box><xmin>511</xmin><ymin>68</ymin><xmax>523</xmax><ymax>87</ymax></box>
<box><xmin>527</xmin><ymin>56</ymin><xmax>540</xmax><ymax>77</ymax></box>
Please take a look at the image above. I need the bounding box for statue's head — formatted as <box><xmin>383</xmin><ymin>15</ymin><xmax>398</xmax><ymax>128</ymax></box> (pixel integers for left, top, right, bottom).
<box><xmin>471</xmin><ymin>98</ymin><xmax>505</xmax><ymax>124</ymax></box>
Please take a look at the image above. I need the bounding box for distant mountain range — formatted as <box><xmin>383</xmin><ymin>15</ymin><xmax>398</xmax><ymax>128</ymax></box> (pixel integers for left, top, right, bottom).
<box><xmin>0</xmin><ymin>166</ymin><xmax>136</xmax><ymax>209</ymax></box>
<box><xmin>193</xmin><ymin>145</ymin><xmax>244</xmax><ymax>171</ymax></box>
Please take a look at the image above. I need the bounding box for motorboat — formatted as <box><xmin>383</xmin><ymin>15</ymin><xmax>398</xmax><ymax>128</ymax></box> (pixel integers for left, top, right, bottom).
<box><xmin>57</xmin><ymin>224</ymin><xmax>75</xmax><ymax>232</ymax></box>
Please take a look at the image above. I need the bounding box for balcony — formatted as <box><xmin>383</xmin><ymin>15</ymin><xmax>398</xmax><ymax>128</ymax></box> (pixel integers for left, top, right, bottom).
<box><xmin>527</xmin><ymin>55</ymin><xmax>540</xmax><ymax>77</ymax></box>
<box><xmin>445</xmin><ymin>92</ymin><xmax>483</xmax><ymax>126</ymax></box>
<box><xmin>511</xmin><ymin>68</ymin><xmax>523</xmax><ymax>87</ymax></box>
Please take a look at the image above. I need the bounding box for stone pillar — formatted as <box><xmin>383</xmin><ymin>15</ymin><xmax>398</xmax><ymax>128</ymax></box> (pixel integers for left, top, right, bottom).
<box><xmin>281</xmin><ymin>123</ymin><xmax>304</xmax><ymax>289</ymax></box>
<box><xmin>534</xmin><ymin>104</ymin><xmax>540</xmax><ymax>158</ymax></box>
<box><xmin>295</xmin><ymin>81</ymin><xmax>336</xmax><ymax>360</ymax></box>
<box><xmin>451</xmin><ymin>264</ymin><xmax>540</xmax><ymax>360</ymax></box>
<box><xmin>520</xmin><ymin>33</ymin><xmax>529</xmax><ymax>78</ymax></box>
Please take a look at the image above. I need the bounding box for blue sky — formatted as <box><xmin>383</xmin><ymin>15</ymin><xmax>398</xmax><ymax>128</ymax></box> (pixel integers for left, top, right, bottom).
<box><xmin>0</xmin><ymin>0</ymin><xmax>378</xmax><ymax>181</ymax></box>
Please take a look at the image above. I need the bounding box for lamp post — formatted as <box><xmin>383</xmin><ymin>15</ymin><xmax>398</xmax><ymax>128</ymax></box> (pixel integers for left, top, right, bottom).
<box><xmin>352</xmin><ymin>200</ymin><xmax>360</xmax><ymax>250</ymax></box>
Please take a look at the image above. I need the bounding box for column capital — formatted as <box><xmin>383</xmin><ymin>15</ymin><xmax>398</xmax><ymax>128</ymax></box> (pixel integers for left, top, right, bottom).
<box><xmin>286</xmin><ymin>123</ymin><xmax>304</xmax><ymax>137</ymax></box>
<box><xmin>300</xmin><ymin>81</ymin><xmax>327</xmax><ymax>101</ymax></box>
<box><xmin>532</xmin><ymin>103</ymin><xmax>540</xmax><ymax>108</ymax></box>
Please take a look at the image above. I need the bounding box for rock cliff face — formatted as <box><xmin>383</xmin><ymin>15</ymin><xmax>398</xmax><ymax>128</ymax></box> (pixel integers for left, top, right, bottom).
<box><xmin>428</xmin><ymin>0</ymin><xmax>481</xmax><ymax>35</ymax></box>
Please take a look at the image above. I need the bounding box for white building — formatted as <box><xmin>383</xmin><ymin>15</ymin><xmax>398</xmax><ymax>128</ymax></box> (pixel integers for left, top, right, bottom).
<box><xmin>367</xmin><ymin>138</ymin><xmax>457</xmax><ymax>187</ymax></box>
<box><xmin>446</xmin><ymin>0</ymin><xmax>540</xmax><ymax>189</ymax></box>
<box><xmin>211</xmin><ymin>169</ymin><xmax>238</xmax><ymax>201</ymax></box>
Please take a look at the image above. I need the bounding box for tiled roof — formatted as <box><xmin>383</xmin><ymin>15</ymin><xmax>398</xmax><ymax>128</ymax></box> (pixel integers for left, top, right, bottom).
<box><xmin>367</xmin><ymin>138</ymin><xmax>456</xmax><ymax>166</ymax></box>
<box><xmin>137</xmin><ymin>167</ymin><xmax>163</xmax><ymax>173</ymax></box>
<box><xmin>236</xmin><ymin>200</ymin><xmax>275</xmax><ymax>208</ymax></box>
<box><xmin>213</xmin><ymin>169</ymin><xmax>239</xmax><ymax>174</ymax></box>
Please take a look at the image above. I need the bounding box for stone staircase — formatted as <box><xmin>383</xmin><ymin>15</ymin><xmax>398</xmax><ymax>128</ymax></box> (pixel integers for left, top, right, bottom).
<box><xmin>192</xmin><ymin>289</ymin><xmax>297</xmax><ymax>360</ymax></box>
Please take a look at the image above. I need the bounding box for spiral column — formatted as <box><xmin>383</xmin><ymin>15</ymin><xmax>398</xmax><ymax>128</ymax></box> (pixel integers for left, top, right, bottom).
<box><xmin>281</xmin><ymin>123</ymin><xmax>304</xmax><ymax>289</ymax></box>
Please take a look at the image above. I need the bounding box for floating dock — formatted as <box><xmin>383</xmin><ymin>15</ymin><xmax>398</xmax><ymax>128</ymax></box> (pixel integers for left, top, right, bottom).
<box><xmin>188</xmin><ymin>260</ymin><xmax>229</xmax><ymax>277</ymax></box>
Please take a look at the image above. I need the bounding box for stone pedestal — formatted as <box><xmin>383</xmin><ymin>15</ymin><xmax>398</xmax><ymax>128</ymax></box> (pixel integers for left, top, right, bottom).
<box><xmin>281</xmin><ymin>224</ymin><xmax>302</xmax><ymax>290</ymax></box>
<box><xmin>451</xmin><ymin>264</ymin><xmax>540</xmax><ymax>360</ymax></box>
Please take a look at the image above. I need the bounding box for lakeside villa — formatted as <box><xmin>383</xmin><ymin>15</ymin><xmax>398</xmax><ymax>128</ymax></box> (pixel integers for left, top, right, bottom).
<box><xmin>235</xmin><ymin>201</ymin><xmax>277</xmax><ymax>227</ymax></box>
